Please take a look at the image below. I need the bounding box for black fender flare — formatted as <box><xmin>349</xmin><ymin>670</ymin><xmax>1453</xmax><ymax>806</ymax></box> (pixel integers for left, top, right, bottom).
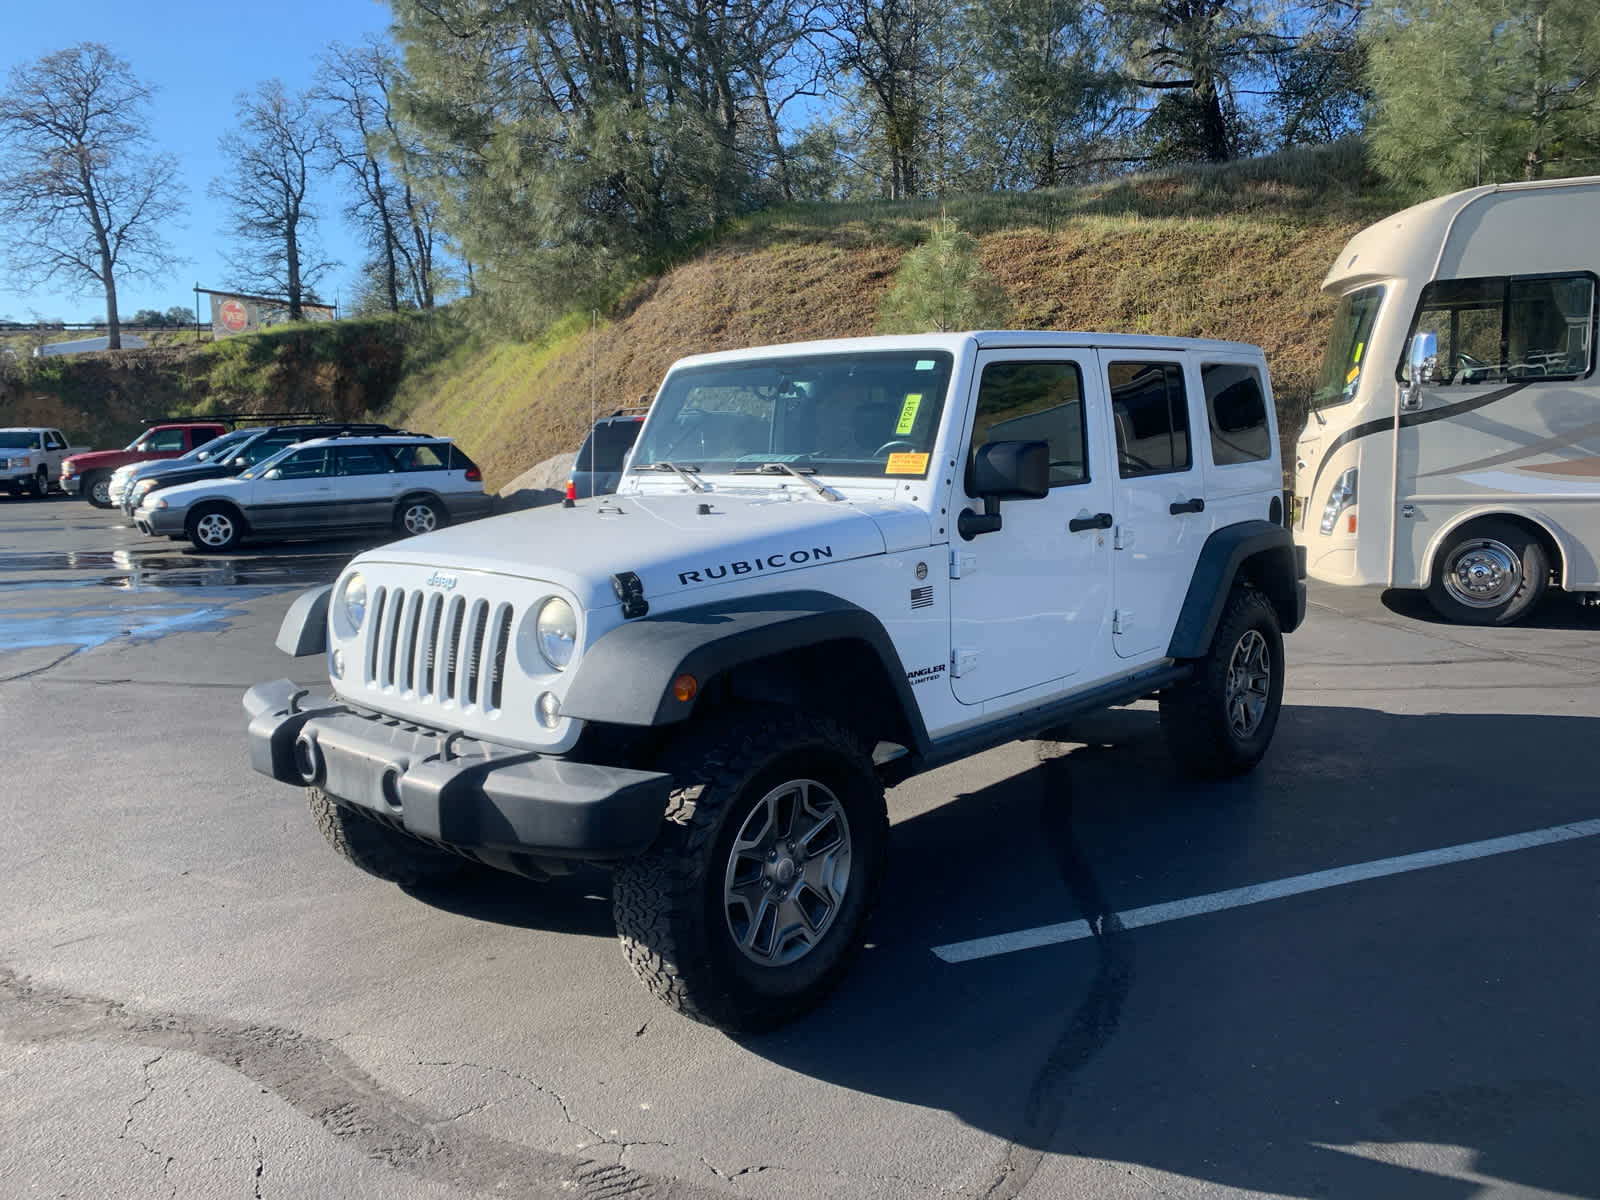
<box><xmin>1166</xmin><ymin>521</ymin><xmax>1307</xmax><ymax>659</ymax></box>
<box><xmin>561</xmin><ymin>589</ymin><xmax>931</xmax><ymax>751</ymax></box>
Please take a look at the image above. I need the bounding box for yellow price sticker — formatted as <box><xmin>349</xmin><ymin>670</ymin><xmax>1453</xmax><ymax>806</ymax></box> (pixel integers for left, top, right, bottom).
<box><xmin>1345</xmin><ymin>366</ymin><xmax>1360</xmax><ymax>385</ymax></box>
<box><xmin>885</xmin><ymin>451</ymin><xmax>929</xmax><ymax>475</ymax></box>
<box><xmin>895</xmin><ymin>393</ymin><xmax>923</xmax><ymax>436</ymax></box>
<box><xmin>1354</xmin><ymin>341</ymin><xmax>1364</xmax><ymax>364</ymax></box>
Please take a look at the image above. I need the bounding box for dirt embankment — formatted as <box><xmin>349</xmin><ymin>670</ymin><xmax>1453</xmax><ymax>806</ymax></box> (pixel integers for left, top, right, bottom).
<box><xmin>3</xmin><ymin>212</ymin><xmax>1361</xmax><ymax>484</ymax></box>
<box><xmin>1</xmin><ymin>328</ymin><xmax>406</xmax><ymax>449</ymax></box>
<box><xmin>401</xmin><ymin>217</ymin><xmax>1360</xmax><ymax>491</ymax></box>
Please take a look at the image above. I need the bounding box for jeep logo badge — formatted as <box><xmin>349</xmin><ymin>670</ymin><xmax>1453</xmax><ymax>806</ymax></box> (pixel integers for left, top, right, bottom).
<box><xmin>426</xmin><ymin>571</ymin><xmax>458</xmax><ymax>590</ymax></box>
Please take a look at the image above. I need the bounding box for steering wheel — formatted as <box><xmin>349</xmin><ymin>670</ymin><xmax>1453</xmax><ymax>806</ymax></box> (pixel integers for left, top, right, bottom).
<box><xmin>1455</xmin><ymin>351</ymin><xmax>1489</xmax><ymax>384</ymax></box>
<box><xmin>873</xmin><ymin>440</ymin><xmax>916</xmax><ymax>458</ymax></box>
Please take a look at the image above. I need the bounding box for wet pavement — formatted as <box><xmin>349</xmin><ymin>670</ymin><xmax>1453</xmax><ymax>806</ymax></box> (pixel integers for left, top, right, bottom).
<box><xmin>0</xmin><ymin>493</ymin><xmax>373</xmax><ymax>653</ymax></box>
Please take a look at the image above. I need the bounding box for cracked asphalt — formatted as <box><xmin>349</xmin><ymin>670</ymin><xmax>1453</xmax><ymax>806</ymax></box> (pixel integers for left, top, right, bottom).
<box><xmin>3</xmin><ymin>492</ymin><xmax>1599</xmax><ymax>1199</ymax></box>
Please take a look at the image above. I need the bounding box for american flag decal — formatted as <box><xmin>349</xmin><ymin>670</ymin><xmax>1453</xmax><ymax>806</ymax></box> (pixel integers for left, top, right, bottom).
<box><xmin>911</xmin><ymin>586</ymin><xmax>934</xmax><ymax>609</ymax></box>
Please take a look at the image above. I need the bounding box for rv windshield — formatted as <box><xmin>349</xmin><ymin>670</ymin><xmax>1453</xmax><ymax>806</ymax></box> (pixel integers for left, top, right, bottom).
<box><xmin>1313</xmin><ymin>285</ymin><xmax>1386</xmax><ymax>411</ymax></box>
<box><xmin>632</xmin><ymin>350</ymin><xmax>954</xmax><ymax>479</ymax></box>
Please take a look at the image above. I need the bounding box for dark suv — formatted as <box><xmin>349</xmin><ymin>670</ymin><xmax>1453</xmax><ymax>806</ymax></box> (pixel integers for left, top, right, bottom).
<box><xmin>121</xmin><ymin>423</ymin><xmax>404</xmax><ymax>516</ymax></box>
<box><xmin>570</xmin><ymin>409</ymin><xmax>647</xmax><ymax>498</ymax></box>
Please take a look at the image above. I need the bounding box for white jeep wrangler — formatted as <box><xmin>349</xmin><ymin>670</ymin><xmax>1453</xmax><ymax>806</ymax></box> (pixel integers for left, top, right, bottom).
<box><xmin>245</xmin><ymin>332</ymin><xmax>1305</xmax><ymax>1032</ymax></box>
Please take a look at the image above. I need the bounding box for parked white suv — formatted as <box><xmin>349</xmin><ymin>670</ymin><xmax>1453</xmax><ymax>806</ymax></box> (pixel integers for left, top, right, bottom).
<box><xmin>244</xmin><ymin>332</ymin><xmax>1305</xmax><ymax>1032</ymax></box>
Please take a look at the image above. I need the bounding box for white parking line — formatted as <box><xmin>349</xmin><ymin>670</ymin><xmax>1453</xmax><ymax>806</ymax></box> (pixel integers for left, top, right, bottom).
<box><xmin>931</xmin><ymin>818</ymin><xmax>1600</xmax><ymax>964</ymax></box>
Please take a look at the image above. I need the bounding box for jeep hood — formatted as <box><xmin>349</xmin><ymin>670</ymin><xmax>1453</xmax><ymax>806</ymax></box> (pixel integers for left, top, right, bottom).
<box><xmin>359</xmin><ymin>490</ymin><xmax>929</xmax><ymax>610</ymax></box>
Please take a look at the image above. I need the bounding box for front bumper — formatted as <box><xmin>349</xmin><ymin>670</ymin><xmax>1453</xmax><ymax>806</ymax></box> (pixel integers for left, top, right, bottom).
<box><xmin>135</xmin><ymin>506</ymin><xmax>186</xmax><ymax>536</ymax></box>
<box><xmin>244</xmin><ymin>678</ymin><xmax>672</xmax><ymax>860</ymax></box>
<box><xmin>60</xmin><ymin>476</ymin><xmax>81</xmax><ymax>495</ymax></box>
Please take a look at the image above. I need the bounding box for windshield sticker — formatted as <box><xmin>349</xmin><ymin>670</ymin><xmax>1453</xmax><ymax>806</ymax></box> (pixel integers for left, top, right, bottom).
<box><xmin>677</xmin><ymin>545</ymin><xmax>834</xmax><ymax>586</ymax></box>
<box><xmin>1354</xmin><ymin>341</ymin><xmax>1364</xmax><ymax>364</ymax></box>
<box><xmin>885</xmin><ymin>451</ymin><xmax>929</xmax><ymax>475</ymax></box>
<box><xmin>916</xmin><ymin>360</ymin><xmax>936</xmax><ymax>371</ymax></box>
<box><xmin>895</xmin><ymin>393</ymin><xmax>923</xmax><ymax>435</ymax></box>
<box><xmin>1346</xmin><ymin>366</ymin><xmax>1360</xmax><ymax>385</ymax></box>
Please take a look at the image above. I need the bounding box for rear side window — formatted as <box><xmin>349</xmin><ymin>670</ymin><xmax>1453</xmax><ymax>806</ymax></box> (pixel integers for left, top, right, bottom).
<box><xmin>1108</xmin><ymin>362</ymin><xmax>1191</xmax><ymax>477</ymax></box>
<box><xmin>1401</xmin><ymin>273</ymin><xmax>1596</xmax><ymax>384</ymax></box>
<box><xmin>970</xmin><ymin>361</ymin><xmax>1088</xmax><ymax>487</ymax></box>
<box><xmin>392</xmin><ymin>443</ymin><xmax>469</xmax><ymax>471</ymax></box>
<box><xmin>337</xmin><ymin>446</ymin><xmax>396</xmax><ymax>475</ymax></box>
<box><xmin>1202</xmin><ymin>362</ymin><xmax>1271</xmax><ymax>465</ymax></box>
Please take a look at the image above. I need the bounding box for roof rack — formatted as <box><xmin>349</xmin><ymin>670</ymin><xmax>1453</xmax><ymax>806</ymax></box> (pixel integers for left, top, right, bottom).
<box><xmin>141</xmin><ymin>411</ymin><xmax>328</xmax><ymax>427</ymax></box>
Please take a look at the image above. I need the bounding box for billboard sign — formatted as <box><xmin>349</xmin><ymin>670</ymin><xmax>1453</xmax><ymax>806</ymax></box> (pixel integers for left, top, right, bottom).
<box><xmin>203</xmin><ymin>290</ymin><xmax>335</xmax><ymax>337</ymax></box>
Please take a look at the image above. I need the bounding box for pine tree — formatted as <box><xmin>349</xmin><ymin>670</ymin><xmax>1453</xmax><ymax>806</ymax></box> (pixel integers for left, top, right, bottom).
<box><xmin>877</xmin><ymin>217</ymin><xmax>1012</xmax><ymax>333</ymax></box>
<box><xmin>1367</xmin><ymin>0</ymin><xmax>1600</xmax><ymax>192</ymax></box>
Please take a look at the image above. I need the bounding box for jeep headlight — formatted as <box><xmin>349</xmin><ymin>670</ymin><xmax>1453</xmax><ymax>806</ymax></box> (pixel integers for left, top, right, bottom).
<box><xmin>1320</xmin><ymin>467</ymin><xmax>1358</xmax><ymax>535</ymax></box>
<box><xmin>535</xmin><ymin>597</ymin><xmax>577</xmax><ymax>670</ymax></box>
<box><xmin>341</xmin><ymin>572</ymin><xmax>368</xmax><ymax>632</ymax></box>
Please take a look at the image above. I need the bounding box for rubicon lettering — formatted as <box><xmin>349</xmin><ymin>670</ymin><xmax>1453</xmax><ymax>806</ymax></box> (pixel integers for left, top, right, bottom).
<box><xmin>677</xmin><ymin>545</ymin><xmax>834</xmax><ymax>586</ymax></box>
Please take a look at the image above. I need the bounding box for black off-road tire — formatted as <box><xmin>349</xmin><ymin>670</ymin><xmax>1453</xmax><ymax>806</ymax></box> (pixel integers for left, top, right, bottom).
<box><xmin>612</xmin><ymin>707</ymin><xmax>888</xmax><ymax>1034</ymax></box>
<box><xmin>1159</xmin><ymin>586</ymin><xmax>1285</xmax><ymax>780</ymax></box>
<box><xmin>1424</xmin><ymin>519</ymin><xmax>1548</xmax><ymax>626</ymax></box>
<box><xmin>307</xmin><ymin>786</ymin><xmax>468</xmax><ymax>886</ymax></box>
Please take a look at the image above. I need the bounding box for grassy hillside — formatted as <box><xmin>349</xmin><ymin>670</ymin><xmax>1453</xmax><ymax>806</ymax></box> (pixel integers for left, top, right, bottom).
<box><xmin>5</xmin><ymin>141</ymin><xmax>1390</xmax><ymax>487</ymax></box>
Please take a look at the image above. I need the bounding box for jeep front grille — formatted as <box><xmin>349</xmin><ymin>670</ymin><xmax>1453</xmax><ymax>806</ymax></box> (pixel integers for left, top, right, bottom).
<box><xmin>363</xmin><ymin>585</ymin><xmax>514</xmax><ymax>714</ymax></box>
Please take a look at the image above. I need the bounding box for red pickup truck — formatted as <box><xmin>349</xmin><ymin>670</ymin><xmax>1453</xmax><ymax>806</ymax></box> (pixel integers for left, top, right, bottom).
<box><xmin>61</xmin><ymin>420</ymin><xmax>232</xmax><ymax>508</ymax></box>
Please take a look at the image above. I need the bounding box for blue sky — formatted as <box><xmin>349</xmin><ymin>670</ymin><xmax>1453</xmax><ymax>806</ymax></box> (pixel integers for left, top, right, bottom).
<box><xmin>1</xmin><ymin>0</ymin><xmax>396</xmax><ymax>324</ymax></box>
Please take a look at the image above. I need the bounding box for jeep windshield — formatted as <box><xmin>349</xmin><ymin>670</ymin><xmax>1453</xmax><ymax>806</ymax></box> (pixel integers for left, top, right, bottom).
<box><xmin>631</xmin><ymin>350</ymin><xmax>954</xmax><ymax>479</ymax></box>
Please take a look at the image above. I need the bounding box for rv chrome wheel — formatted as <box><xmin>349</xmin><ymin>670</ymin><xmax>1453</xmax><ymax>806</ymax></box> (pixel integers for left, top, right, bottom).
<box><xmin>722</xmin><ymin>778</ymin><xmax>852</xmax><ymax>967</ymax></box>
<box><xmin>1224</xmin><ymin>629</ymin><xmax>1272</xmax><ymax>738</ymax></box>
<box><xmin>1442</xmin><ymin>537</ymin><xmax>1522</xmax><ymax>608</ymax></box>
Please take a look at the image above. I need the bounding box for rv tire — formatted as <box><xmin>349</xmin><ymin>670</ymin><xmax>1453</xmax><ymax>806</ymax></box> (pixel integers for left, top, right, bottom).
<box><xmin>1426</xmin><ymin>520</ymin><xmax>1548</xmax><ymax>626</ymax></box>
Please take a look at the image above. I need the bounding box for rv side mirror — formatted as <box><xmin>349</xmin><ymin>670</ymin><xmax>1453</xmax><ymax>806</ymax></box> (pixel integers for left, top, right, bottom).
<box><xmin>1403</xmin><ymin>332</ymin><xmax>1438</xmax><ymax>410</ymax></box>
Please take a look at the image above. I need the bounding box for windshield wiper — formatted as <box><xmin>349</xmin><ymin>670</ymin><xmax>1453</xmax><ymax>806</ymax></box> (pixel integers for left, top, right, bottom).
<box><xmin>634</xmin><ymin>460</ymin><xmax>706</xmax><ymax>492</ymax></box>
<box><xmin>732</xmin><ymin>461</ymin><xmax>841</xmax><ymax>501</ymax></box>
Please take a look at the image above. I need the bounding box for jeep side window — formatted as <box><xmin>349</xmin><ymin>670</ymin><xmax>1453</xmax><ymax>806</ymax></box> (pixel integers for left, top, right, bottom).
<box><xmin>971</xmin><ymin>361</ymin><xmax>1088</xmax><ymax>486</ymax></box>
<box><xmin>1202</xmin><ymin>362</ymin><xmax>1271</xmax><ymax>466</ymax></box>
<box><xmin>1108</xmin><ymin>361</ymin><xmax>1191</xmax><ymax>477</ymax></box>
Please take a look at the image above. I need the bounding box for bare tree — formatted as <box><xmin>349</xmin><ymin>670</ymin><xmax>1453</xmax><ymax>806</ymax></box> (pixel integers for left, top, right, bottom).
<box><xmin>317</xmin><ymin>38</ymin><xmax>443</xmax><ymax>312</ymax></box>
<box><xmin>210</xmin><ymin>80</ymin><xmax>333</xmax><ymax>320</ymax></box>
<box><xmin>0</xmin><ymin>43</ymin><xmax>184</xmax><ymax>349</ymax></box>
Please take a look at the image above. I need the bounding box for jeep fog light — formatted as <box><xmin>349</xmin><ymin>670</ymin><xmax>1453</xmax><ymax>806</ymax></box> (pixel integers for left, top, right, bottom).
<box><xmin>536</xmin><ymin>691</ymin><xmax>562</xmax><ymax>728</ymax></box>
<box><xmin>1320</xmin><ymin>468</ymin><xmax>1357</xmax><ymax>535</ymax></box>
<box><xmin>535</xmin><ymin>597</ymin><xmax>577</xmax><ymax>670</ymax></box>
<box><xmin>341</xmin><ymin>572</ymin><xmax>368</xmax><ymax>632</ymax></box>
<box><xmin>330</xmin><ymin>647</ymin><xmax>345</xmax><ymax>679</ymax></box>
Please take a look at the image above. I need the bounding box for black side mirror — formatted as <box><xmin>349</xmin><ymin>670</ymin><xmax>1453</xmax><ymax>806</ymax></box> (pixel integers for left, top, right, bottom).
<box><xmin>959</xmin><ymin>439</ymin><xmax>1049</xmax><ymax>539</ymax></box>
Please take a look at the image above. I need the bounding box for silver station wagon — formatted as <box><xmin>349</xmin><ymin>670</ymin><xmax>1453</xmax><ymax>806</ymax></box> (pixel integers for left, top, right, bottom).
<box><xmin>135</xmin><ymin>435</ymin><xmax>494</xmax><ymax>551</ymax></box>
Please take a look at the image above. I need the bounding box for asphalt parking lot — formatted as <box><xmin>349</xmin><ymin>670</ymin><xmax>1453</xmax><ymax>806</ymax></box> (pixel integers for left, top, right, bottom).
<box><xmin>2</xmin><ymin>491</ymin><xmax>1598</xmax><ymax>1200</ymax></box>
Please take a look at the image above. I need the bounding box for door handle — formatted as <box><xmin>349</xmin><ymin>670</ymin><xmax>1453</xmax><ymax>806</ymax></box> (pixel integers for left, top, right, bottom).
<box><xmin>1169</xmin><ymin>498</ymin><xmax>1205</xmax><ymax>515</ymax></box>
<box><xmin>1069</xmin><ymin>512</ymin><xmax>1113</xmax><ymax>532</ymax></box>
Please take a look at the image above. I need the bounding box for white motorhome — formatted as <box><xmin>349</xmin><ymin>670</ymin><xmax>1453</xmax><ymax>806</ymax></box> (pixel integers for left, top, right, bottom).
<box><xmin>1293</xmin><ymin>176</ymin><xmax>1600</xmax><ymax>624</ymax></box>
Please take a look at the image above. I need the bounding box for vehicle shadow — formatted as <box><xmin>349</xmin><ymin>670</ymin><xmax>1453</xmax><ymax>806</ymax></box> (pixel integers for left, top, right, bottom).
<box><xmin>739</xmin><ymin>704</ymin><xmax>1600</xmax><ymax>1199</ymax></box>
<box><xmin>404</xmin><ymin>865</ymin><xmax>617</xmax><ymax>941</ymax></box>
<box><xmin>1380</xmin><ymin>585</ymin><xmax>1600</xmax><ymax>630</ymax></box>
